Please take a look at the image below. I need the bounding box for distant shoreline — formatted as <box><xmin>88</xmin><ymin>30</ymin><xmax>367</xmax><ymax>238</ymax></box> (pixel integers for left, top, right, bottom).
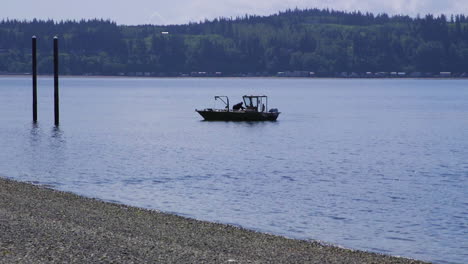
<box><xmin>0</xmin><ymin>176</ymin><xmax>430</xmax><ymax>263</ymax></box>
<box><xmin>1</xmin><ymin>73</ymin><xmax>468</xmax><ymax>80</ymax></box>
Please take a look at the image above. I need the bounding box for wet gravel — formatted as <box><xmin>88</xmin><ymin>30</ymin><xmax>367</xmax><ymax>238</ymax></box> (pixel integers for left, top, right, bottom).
<box><xmin>0</xmin><ymin>177</ymin><xmax>430</xmax><ymax>263</ymax></box>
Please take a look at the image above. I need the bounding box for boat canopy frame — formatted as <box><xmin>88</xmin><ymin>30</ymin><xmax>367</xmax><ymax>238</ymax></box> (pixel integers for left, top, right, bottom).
<box><xmin>243</xmin><ymin>95</ymin><xmax>268</xmax><ymax>112</ymax></box>
<box><xmin>210</xmin><ymin>95</ymin><xmax>270</xmax><ymax>113</ymax></box>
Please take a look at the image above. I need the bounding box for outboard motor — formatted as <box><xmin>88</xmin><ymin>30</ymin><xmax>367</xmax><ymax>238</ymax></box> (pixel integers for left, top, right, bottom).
<box><xmin>269</xmin><ymin>108</ymin><xmax>278</xmax><ymax>113</ymax></box>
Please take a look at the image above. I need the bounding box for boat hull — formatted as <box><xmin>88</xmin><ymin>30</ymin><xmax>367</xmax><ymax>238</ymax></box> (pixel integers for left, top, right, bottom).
<box><xmin>196</xmin><ymin>110</ymin><xmax>280</xmax><ymax>121</ymax></box>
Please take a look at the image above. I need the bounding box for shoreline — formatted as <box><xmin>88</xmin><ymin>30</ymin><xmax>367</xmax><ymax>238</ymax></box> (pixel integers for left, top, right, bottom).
<box><xmin>0</xmin><ymin>177</ymin><xmax>429</xmax><ymax>263</ymax></box>
<box><xmin>1</xmin><ymin>74</ymin><xmax>467</xmax><ymax>80</ymax></box>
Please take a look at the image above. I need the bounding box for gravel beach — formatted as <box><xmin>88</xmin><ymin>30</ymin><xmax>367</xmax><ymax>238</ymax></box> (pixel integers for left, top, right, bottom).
<box><xmin>0</xmin><ymin>177</ymin><xmax>429</xmax><ymax>263</ymax></box>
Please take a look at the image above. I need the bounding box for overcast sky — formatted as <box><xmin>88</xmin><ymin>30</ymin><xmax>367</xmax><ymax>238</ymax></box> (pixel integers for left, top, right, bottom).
<box><xmin>3</xmin><ymin>0</ymin><xmax>468</xmax><ymax>25</ymax></box>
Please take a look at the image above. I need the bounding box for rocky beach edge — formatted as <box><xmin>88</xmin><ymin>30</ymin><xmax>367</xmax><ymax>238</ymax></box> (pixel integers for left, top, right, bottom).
<box><xmin>0</xmin><ymin>177</ymin><xmax>430</xmax><ymax>263</ymax></box>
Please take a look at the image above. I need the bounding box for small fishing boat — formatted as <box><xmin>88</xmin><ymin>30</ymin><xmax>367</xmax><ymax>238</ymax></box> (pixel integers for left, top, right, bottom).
<box><xmin>196</xmin><ymin>95</ymin><xmax>280</xmax><ymax>121</ymax></box>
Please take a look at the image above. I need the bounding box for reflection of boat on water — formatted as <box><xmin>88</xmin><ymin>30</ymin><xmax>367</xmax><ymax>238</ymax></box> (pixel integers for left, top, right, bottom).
<box><xmin>196</xmin><ymin>95</ymin><xmax>280</xmax><ymax>121</ymax></box>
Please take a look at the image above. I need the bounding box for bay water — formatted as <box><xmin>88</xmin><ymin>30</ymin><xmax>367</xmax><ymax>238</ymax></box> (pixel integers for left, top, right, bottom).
<box><xmin>0</xmin><ymin>77</ymin><xmax>467</xmax><ymax>263</ymax></box>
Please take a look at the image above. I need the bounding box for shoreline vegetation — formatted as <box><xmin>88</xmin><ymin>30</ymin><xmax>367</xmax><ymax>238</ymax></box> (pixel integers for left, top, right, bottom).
<box><xmin>0</xmin><ymin>177</ymin><xmax>429</xmax><ymax>263</ymax></box>
<box><xmin>1</xmin><ymin>73</ymin><xmax>468</xmax><ymax>79</ymax></box>
<box><xmin>2</xmin><ymin>8</ymin><xmax>468</xmax><ymax>77</ymax></box>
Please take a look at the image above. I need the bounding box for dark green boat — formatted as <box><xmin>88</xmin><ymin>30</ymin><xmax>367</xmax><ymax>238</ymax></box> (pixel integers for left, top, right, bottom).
<box><xmin>196</xmin><ymin>95</ymin><xmax>280</xmax><ymax>121</ymax></box>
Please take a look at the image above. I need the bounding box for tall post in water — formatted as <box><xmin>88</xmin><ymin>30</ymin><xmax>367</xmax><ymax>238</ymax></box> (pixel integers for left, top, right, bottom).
<box><xmin>32</xmin><ymin>36</ymin><xmax>37</xmax><ymax>122</ymax></box>
<box><xmin>53</xmin><ymin>36</ymin><xmax>59</xmax><ymax>126</ymax></box>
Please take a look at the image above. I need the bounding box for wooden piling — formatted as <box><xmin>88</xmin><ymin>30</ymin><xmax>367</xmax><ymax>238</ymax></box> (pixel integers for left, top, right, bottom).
<box><xmin>53</xmin><ymin>36</ymin><xmax>59</xmax><ymax>126</ymax></box>
<box><xmin>32</xmin><ymin>36</ymin><xmax>37</xmax><ymax>123</ymax></box>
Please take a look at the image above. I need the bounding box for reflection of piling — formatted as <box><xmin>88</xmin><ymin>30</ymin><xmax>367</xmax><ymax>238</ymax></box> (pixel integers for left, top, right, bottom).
<box><xmin>53</xmin><ymin>36</ymin><xmax>59</xmax><ymax>126</ymax></box>
<box><xmin>32</xmin><ymin>36</ymin><xmax>37</xmax><ymax>122</ymax></box>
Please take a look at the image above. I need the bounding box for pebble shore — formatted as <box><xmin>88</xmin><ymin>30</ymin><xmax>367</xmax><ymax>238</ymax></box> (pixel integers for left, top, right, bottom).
<box><xmin>0</xmin><ymin>177</ymin><xmax>430</xmax><ymax>263</ymax></box>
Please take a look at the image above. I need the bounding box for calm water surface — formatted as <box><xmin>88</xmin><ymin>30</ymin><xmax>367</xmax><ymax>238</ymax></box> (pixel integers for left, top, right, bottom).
<box><xmin>0</xmin><ymin>77</ymin><xmax>467</xmax><ymax>264</ymax></box>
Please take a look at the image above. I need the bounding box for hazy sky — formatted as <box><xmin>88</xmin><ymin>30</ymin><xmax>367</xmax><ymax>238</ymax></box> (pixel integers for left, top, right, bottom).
<box><xmin>3</xmin><ymin>0</ymin><xmax>468</xmax><ymax>25</ymax></box>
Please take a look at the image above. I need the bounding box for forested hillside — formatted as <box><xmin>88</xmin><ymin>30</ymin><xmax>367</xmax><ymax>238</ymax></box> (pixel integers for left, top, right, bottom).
<box><xmin>1</xmin><ymin>8</ymin><xmax>468</xmax><ymax>76</ymax></box>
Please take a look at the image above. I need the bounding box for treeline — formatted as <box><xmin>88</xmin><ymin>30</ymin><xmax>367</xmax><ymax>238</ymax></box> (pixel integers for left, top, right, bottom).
<box><xmin>2</xmin><ymin>8</ymin><xmax>468</xmax><ymax>75</ymax></box>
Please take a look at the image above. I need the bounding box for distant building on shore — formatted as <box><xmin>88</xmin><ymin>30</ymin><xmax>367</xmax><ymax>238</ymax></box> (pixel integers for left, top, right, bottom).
<box><xmin>277</xmin><ymin>71</ymin><xmax>313</xmax><ymax>77</ymax></box>
<box><xmin>439</xmin><ymin>72</ymin><xmax>451</xmax><ymax>77</ymax></box>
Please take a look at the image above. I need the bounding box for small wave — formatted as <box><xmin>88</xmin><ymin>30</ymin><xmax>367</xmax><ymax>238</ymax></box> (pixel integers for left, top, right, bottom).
<box><xmin>385</xmin><ymin>236</ymin><xmax>416</xmax><ymax>242</ymax></box>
